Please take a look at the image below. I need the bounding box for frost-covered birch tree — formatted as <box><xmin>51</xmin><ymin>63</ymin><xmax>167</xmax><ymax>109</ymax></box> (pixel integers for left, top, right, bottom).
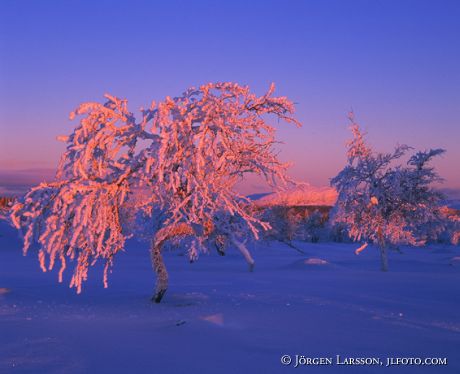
<box><xmin>330</xmin><ymin>114</ymin><xmax>445</xmax><ymax>271</ymax></box>
<box><xmin>11</xmin><ymin>83</ymin><xmax>300</xmax><ymax>302</ymax></box>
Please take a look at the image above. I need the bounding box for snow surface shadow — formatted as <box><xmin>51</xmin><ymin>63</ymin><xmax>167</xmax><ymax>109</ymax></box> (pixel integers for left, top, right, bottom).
<box><xmin>0</xmin><ymin>337</ymin><xmax>85</xmax><ymax>373</ymax></box>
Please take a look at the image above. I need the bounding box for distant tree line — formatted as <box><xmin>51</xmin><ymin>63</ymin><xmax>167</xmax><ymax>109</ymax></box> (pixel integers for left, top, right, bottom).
<box><xmin>257</xmin><ymin>203</ymin><xmax>459</xmax><ymax>247</ymax></box>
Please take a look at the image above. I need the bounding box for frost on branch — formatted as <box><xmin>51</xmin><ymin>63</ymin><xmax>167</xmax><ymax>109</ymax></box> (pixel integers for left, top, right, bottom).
<box><xmin>330</xmin><ymin>114</ymin><xmax>445</xmax><ymax>271</ymax></box>
<box><xmin>10</xmin><ymin>181</ymin><xmax>128</xmax><ymax>293</ymax></box>
<box><xmin>11</xmin><ymin>83</ymin><xmax>301</xmax><ymax>298</ymax></box>
<box><xmin>145</xmin><ymin>82</ymin><xmax>300</xmax><ymax>239</ymax></box>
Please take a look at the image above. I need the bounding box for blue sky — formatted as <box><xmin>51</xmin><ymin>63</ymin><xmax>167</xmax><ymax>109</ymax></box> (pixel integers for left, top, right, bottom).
<box><xmin>1</xmin><ymin>0</ymin><xmax>459</xmax><ymax>194</ymax></box>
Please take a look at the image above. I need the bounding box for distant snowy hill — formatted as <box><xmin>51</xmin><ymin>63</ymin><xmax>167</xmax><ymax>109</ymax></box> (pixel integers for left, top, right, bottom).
<box><xmin>253</xmin><ymin>186</ymin><xmax>337</xmax><ymax>207</ymax></box>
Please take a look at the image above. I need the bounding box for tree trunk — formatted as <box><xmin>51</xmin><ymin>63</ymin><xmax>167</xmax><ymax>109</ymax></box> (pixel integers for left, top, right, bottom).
<box><xmin>150</xmin><ymin>223</ymin><xmax>194</xmax><ymax>303</ymax></box>
<box><xmin>150</xmin><ymin>238</ymin><xmax>168</xmax><ymax>303</ymax></box>
<box><xmin>379</xmin><ymin>244</ymin><xmax>388</xmax><ymax>272</ymax></box>
<box><xmin>377</xmin><ymin>228</ymin><xmax>388</xmax><ymax>272</ymax></box>
<box><xmin>230</xmin><ymin>234</ymin><xmax>255</xmax><ymax>272</ymax></box>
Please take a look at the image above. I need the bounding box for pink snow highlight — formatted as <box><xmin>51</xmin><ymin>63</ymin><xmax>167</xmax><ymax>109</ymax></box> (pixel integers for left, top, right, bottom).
<box><xmin>255</xmin><ymin>186</ymin><xmax>337</xmax><ymax>207</ymax></box>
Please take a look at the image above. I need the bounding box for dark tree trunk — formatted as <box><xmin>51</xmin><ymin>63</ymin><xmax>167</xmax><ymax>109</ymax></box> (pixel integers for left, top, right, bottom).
<box><xmin>377</xmin><ymin>228</ymin><xmax>388</xmax><ymax>272</ymax></box>
<box><xmin>150</xmin><ymin>238</ymin><xmax>168</xmax><ymax>303</ymax></box>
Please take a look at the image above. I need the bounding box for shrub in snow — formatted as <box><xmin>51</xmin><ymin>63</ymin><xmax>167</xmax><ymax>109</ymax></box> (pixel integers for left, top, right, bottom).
<box><xmin>331</xmin><ymin>114</ymin><xmax>446</xmax><ymax>271</ymax></box>
<box><xmin>257</xmin><ymin>205</ymin><xmax>330</xmax><ymax>244</ymax></box>
<box><xmin>327</xmin><ymin>214</ymin><xmax>351</xmax><ymax>243</ymax></box>
<box><xmin>438</xmin><ymin>206</ymin><xmax>460</xmax><ymax>245</ymax></box>
<box><xmin>10</xmin><ymin>83</ymin><xmax>300</xmax><ymax>302</ymax></box>
<box><xmin>303</xmin><ymin>209</ymin><xmax>328</xmax><ymax>243</ymax></box>
<box><xmin>257</xmin><ymin>206</ymin><xmax>297</xmax><ymax>243</ymax></box>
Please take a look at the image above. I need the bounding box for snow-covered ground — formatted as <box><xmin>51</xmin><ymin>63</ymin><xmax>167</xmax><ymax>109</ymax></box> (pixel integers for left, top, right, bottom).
<box><xmin>1</xmin><ymin>220</ymin><xmax>459</xmax><ymax>374</ymax></box>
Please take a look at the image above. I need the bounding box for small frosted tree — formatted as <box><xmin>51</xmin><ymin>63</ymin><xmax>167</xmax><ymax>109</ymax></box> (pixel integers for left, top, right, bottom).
<box><xmin>331</xmin><ymin>114</ymin><xmax>445</xmax><ymax>271</ymax></box>
<box><xmin>11</xmin><ymin>83</ymin><xmax>300</xmax><ymax>302</ymax></box>
<box><xmin>439</xmin><ymin>206</ymin><xmax>460</xmax><ymax>245</ymax></box>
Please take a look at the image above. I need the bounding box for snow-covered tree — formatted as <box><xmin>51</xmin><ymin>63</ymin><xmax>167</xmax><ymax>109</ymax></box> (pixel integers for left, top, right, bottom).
<box><xmin>11</xmin><ymin>83</ymin><xmax>300</xmax><ymax>302</ymax></box>
<box><xmin>330</xmin><ymin>114</ymin><xmax>445</xmax><ymax>271</ymax></box>
<box><xmin>303</xmin><ymin>209</ymin><xmax>327</xmax><ymax>243</ymax></box>
<box><xmin>438</xmin><ymin>206</ymin><xmax>460</xmax><ymax>245</ymax></box>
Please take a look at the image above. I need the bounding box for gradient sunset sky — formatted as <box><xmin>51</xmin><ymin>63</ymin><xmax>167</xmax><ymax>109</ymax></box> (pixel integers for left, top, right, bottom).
<box><xmin>1</xmin><ymin>0</ymin><xmax>459</xmax><ymax>195</ymax></box>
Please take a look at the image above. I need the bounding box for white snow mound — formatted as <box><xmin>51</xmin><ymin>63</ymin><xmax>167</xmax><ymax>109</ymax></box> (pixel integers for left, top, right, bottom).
<box><xmin>304</xmin><ymin>258</ymin><xmax>329</xmax><ymax>265</ymax></box>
